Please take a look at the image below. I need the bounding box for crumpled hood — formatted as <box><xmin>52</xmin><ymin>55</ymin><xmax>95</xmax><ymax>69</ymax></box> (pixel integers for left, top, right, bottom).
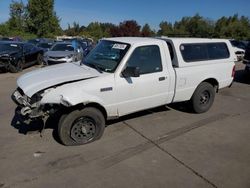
<box><xmin>45</xmin><ymin>51</ymin><xmax>74</xmax><ymax>57</ymax></box>
<box><xmin>17</xmin><ymin>62</ymin><xmax>100</xmax><ymax>97</ymax></box>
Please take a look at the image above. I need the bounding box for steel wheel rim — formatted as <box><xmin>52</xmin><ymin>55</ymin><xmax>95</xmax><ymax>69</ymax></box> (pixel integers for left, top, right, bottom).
<box><xmin>70</xmin><ymin>117</ymin><xmax>96</xmax><ymax>143</ymax></box>
<box><xmin>200</xmin><ymin>90</ymin><xmax>210</xmax><ymax>105</ymax></box>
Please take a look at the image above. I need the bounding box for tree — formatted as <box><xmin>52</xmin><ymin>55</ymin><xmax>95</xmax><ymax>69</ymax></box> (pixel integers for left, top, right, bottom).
<box><xmin>110</xmin><ymin>20</ymin><xmax>141</xmax><ymax>37</ymax></box>
<box><xmin>26</xmin><ymin>0</ymin><xmax>61</xmax><ymax>37</ymax></box>
<box><xmin>0</xmin><ymin>23</ymin><xmax>9</xmax><ymax>36</ymax></box>
<box><xmin>100</xmin><ymin>23</ymin><xmax>116</xmax><ymax>38</ymax></box>
<box><xmin>141</xmin><ymin>23</ymin><xmax>155</xmax><ymax>37</ymax></box>
<box><xmin>158</xmin><ymin>21</ymin><xmax>173</xmax><ymax>36</ymax></box>
<box><xmin>171</xmin><ymin>14</ymin><xmax>215</xmax><ymax>38</ymax></box>
<box><xmin>173</xmin><ymin>17</ymin><xmax>190</xmax><ymax>36</ymax></box>
<box><xmin>8</xmin><ymin>0</ymin><xmax>26</xmax><ymax>32</ymax></box>
<box><xmin>215</xmin><ymin>15</ymin><xmax>250</xmax><ymax>40</ymax></box>
<box><xmin>85</xmin><ymin>22</ymin><xmax>104</xmax><ymax>40</ymax></box>
<box><xmin>64</xmin><ymin>22</ymin><xmax>82</xmax><ymax>36</ymax></box>
<box><xmin>186</xmin><ymin>14</ymin><xmax>214</xmax><ymax>37</ymax></box>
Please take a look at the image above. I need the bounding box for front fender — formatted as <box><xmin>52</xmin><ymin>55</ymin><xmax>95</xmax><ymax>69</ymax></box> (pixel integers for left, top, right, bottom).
<box><xmin>40</xmin><ymin>87</ymin><xmax>105</xmax><ymax>107</ymax></box>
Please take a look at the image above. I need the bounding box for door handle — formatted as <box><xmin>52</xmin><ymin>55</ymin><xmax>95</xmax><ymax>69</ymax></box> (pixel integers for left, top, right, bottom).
<box><xmin>159</xmin><ymin>77</ymin><xmax>166</xmax><ymax>81</ymax></box>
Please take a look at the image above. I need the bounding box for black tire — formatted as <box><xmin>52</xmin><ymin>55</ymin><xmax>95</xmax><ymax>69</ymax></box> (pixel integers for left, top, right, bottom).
<box><xmin>9</xmin><ymin>59</ymin><xmax>23</xmax><ymax>73</ymax></box>
<box><xmin>190</xmin><ymin>82</ymin><xmax>215</xmax><ymax>113</ymax></box>
<box><xmin>245</xmin><ymin>66</ymin><xmax>250</xmax><ymax>73</ymax></box>
<box><xmin>58</xmin><ymin>107</ymin><xmax>105</xmax><ymax>146</ymax></box>
<box><xmin>37</xmin><ymin>53</ymin><xmax>43</xmax><ymax>65</ymax></box>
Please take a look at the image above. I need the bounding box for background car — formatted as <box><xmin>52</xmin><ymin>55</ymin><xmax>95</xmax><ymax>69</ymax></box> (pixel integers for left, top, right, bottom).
<box><xmin>27</xmin><ymin>38</ymin><xmax>47</xmax><ymax>45</ymax></box>
<box><xmin>0</xmin><ymin>41</ymin><xmax>44</xmax><ymax>73</ymax></box>
<box><xmin>43</xmin><ymin>41</ymin><xmax>83</xmax><ymax>65</ymax></box>
<box><xmin>37</xmin><ymin>41</ymin><xmax>54</xmax><ymax>52</ymax></box>
<box><xmin>78</xmin><ymin>39</ymin><xmax>94</xmax><ymax>57</ymax></box>
<box><xmin>230</xmin><ymin>40</ymin><xmax>246</xmax><ymax>61</ymax></box>
<box><xmin>243</xmin><ymin>43</ymin><xmax>250</xmax><ymax>72</ymax></box>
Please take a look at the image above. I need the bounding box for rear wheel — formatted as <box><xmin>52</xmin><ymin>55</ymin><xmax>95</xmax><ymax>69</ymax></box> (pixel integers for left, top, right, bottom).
<box><xmin>9</xmin><ymin>59</ymin><xmax>23</xmax><ymax>73</ymax></box>
<box><xmin>37</xmin><ymin>53</ymin><xmax>43</xmax><ymax>65</ymax></box>
<box><xmin>245</xmin><ymin>66</ymin><xmax>250</xmax><ymax>73</ymax></box>
<box><xmin>191</xmin><ymin>82</ymin><xmax>215</xmax><ymax>113</ymax></box>
<box><xmin>58</xmin><ymin>107</ymin><xmax>105</xmax><ymax>146</ymax></box>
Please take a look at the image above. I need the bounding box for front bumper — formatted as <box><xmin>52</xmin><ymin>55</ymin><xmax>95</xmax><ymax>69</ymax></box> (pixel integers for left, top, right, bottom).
<box><xmin>12</xmin><ymin>89</ymin><xmax>43</xmax><ymax>118</ymax></box>
<box><xmin>44</xmin><ymin>57</ymin><xmax>73</xmax><ymax>65</ymax></box>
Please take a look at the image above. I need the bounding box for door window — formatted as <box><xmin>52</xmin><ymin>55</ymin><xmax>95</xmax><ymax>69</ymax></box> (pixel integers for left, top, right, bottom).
<box><xmin>126</xmin><ymin>45</ymin><xmax>162</xmax><ymax>74</ymax></box>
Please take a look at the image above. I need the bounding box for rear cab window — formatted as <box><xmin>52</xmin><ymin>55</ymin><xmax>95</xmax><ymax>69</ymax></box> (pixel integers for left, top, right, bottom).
<box><xmin>180</xmin><ymin>42</ymin><xmax>230</xmax><ymax>62</ymax></box>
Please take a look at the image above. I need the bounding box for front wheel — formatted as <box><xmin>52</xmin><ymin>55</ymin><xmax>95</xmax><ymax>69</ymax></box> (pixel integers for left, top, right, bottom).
<box><xmin>190</xmin><ymin>82</ymin><xmax>215</xmax><ymax>113</ymax></box>
<box><xmin>58</xmin><ymin>107</ymin><xmax>105</xmax><ymax>146</ymax></box>
<box><xmin>9</xmin><ymin>59</ymin><xmax>23</xmax><ymax>73</ymax></box>
<box><xmin>37</xmin><ymin>53</ymin><xmax>43</xmax><ymax>65</ymax></box>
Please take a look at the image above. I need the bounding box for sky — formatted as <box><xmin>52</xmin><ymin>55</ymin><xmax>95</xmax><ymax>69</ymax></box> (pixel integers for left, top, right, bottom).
<box><xmin>0</xmin><ymin>0</ymin><xmax>250</xmax><ymax>30</ymax></box>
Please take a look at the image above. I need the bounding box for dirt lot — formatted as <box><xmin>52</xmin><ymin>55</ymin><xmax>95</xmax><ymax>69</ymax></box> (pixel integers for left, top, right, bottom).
<box><xmin>0</xmin><ymin>63</ymin><xmax>250</xmax><ymax>188</ymax></box>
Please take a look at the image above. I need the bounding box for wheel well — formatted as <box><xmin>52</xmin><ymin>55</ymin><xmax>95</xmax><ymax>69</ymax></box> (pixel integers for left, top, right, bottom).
<box><xmin>65</xmin><ymin>102</ymin><xmax>108</xmax><ymax>120</ymax></box>
<box><xmin>202</xmin><ymin>78</ymin><xmax>219</xmax><ymax>92</ymax></box>
<box><xmin>85</xmin><ymin>103</ymin><xmax>107</xmax><ymax>120</ymax></box>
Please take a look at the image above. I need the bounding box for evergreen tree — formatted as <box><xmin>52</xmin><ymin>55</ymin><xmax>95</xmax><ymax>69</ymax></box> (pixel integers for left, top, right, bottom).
<box><xmin>8</xmin><ymin>0</ymin><xmax>26</xmax><ymax>32</ymax></box>
<box><xmin>158</xmin><ymin>21</ymin><xmax>173</xmax><ymax>36</ymax></box>
<box><xmin>141</xmin><ymin>23</ymin><xmax>155</xmax><ymax>37</ymax></box>
<box><xmin>26</xmin><ymin>0</ymin><xmax>61</xmax><ymax>37</ymax></box>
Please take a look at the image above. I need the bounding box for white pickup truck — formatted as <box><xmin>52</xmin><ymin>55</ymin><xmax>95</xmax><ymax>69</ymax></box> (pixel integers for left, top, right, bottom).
<box><xmin>12</xmin><ymin>37</ymin><xmax>235</xmax><ymax>145</ymax></box>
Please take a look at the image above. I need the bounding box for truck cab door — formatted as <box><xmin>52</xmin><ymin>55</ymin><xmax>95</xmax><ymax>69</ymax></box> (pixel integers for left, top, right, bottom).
<box><xmin>115</xmin><ymin>44</ymin><xmax>172</xmax><ymax>116</ymax></box>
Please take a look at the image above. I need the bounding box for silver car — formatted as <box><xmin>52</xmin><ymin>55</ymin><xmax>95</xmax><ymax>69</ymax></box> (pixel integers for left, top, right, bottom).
<box><xmin>43</xmin><ymin>41</ymin><xmax>83</xmax><ymax>65</ymax></box>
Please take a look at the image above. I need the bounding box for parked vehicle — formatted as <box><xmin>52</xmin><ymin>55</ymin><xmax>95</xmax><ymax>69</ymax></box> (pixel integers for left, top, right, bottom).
<box><xmin>27</xmin><ymin>38</ymin><xmax>48</xmax><ymax>45</ymax></box>
<box><xmin>37</xmin><ymin>42</ymin><xmax>54</xmax><ymax>52</ymax></box>
<box><xmin>12</xmin><ymin>37</ymin><xmax>235</xmax><ymax>145</ymax></box>
<box><xmin>43</xmin><ymin>41</ymin><xmax>83</xmax><ymax>65</ymax></box>
<box><xmin>243</xmin><ymin>43</ymin><xmax>250</xmax><ymax>72</ymax></box>
<box><xmin>230</xmin><ymin>40</ymin><xmax>246</xmax><ymax>61</ymax></box>
<box><xmin>0</xmin><ymin>41</ymin><xmax>43</xmax><ymax>73</ymax></box>
<box><xmin>78</xmin><ymin>39</ymin><xmax>94</xmax><ymax>57</ymax></box>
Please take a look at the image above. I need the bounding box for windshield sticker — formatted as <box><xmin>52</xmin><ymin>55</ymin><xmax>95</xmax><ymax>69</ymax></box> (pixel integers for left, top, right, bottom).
<box><xmin>10</xmin><ymin>44</ymin><xmax>18</xmax><ymax>47</ymax></box>
<box><xmin>112</xmin><ymin>43</ymin><xmax>127</xmax><ymax>50</ymax></box>
<box><xmin>180</xmin><ymin>45</ymin><xmax>185</xmax><ymax>51</ymax></box>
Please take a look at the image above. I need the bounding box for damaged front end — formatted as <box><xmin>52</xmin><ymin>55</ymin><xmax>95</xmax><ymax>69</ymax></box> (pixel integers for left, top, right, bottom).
<box><xmin>11</xmin><ymin>87</ymin><xmax>60</xmax><ymax>124</ymax></box>
<box><xmin>0</xmin><ymin>54</ymin><xmax>12</xmax><ymax>70</ymax></box>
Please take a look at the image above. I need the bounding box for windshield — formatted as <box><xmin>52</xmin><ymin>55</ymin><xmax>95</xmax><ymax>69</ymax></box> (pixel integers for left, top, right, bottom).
<box><xmin>37</xmin><ymin>43</ymin><xmax>53</xmax><ymax>49</ymax></box>
<box><xmin>83</xmin><ymin>40</ymin><xmax>130</xmax><ymax>73</ymax></box>
<box><xmin>51</xmin><ymin>43</ymin><xmax>74</xmax><ymax>51</ymax></box>
<box><xmin>0</xmin><ymin>43</ymin><xmax>21</xmax><ymax>51</ymax></box>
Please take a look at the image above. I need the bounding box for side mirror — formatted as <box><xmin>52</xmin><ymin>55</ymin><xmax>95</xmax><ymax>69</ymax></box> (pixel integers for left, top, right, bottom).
<box><xmin>122</xmin><ymin>66</ymin><xmax>140</xmax><ymax>78</ymax></box>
